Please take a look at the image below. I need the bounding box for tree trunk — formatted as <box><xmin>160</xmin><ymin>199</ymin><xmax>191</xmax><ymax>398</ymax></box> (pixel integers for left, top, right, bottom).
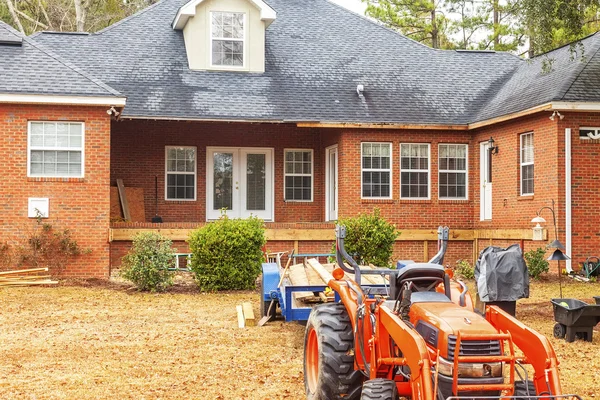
<box><xmin>431</xmin><ymin>8</ymin><xmax>439</xmax><ymax>49</ymax></box>
<box><xmin>4</xmin><ymin>0</ymin><xmax>25</xmax><ymax>34</ymax></box>
<box><xmin>73</xmin><ymin>0</ymin><xmax>86</xmax><ymax>32</ymax></box>
<box><xmin>493</xmin><ymin>0</ymin><xmax>499</xmax><ymax>49</ymax></box>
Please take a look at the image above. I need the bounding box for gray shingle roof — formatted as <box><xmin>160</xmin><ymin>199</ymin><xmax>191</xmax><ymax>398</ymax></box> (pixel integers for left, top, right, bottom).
<box><xmin>28</xmin><ymin>0</ymin><xmax>600</xmax><ymax>124</ymax></box>
<box><xmin>473</xmin><ymin>32</ymin><xmax>600</xmax><ymax>123</ymax></box>
<box><xmin>0</xmin><ymin>21</ymin><xmax>122</xmax><ymax>98</ymax></box>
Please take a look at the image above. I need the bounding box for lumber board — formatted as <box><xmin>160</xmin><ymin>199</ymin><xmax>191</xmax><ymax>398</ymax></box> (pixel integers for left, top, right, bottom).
<box><xmin>306</xmin><ymin>258</ymin><xmax>334</xmax><ymax>284</ymax></box>
<box><xmin>110</xmin><ymin>228</ymin><xmax>546</xmax><ymax>242</ymax></box>
<box><xmin>0</xmin><ymin>267</ymin><xmax>48</xmax><ymax>276</ymax></box>
<box><xmin>236</xmin><ymin>305</ymin><xmax>245</xmax><ymax>328</ymax></box>
<box><xmin>288</xmin><ymin>264</ymin><xmax>316</xmax><ymax>301</ymax></box>
<box><xmin>116</xmin><ymin>179</ymin><xmax>131</xmax><ymax>222</ymax></box>
<box><xmin>110</xmin><ymin>187</ymin><xmax>145</xmax><ymax>222</ymax></box>
<box><xmin>242</xmin><ymin>302</ymin><xmax>255</xmax><ymax>327</ymax></box>
<box><xmin>0</xmin><ymin>280</ymin><xmax>57</xmax><ymax>286</ymax></box>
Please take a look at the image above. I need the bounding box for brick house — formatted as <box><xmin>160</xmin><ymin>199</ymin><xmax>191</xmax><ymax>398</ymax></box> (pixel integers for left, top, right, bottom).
<box><xmin>3</xmin><ymin>0</ymin><xmax>600</xmax><ymax>277</ymax></box>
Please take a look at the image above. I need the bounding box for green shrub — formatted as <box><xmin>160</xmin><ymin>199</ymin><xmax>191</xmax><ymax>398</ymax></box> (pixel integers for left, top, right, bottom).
<box><xmin>332</xmin><ymin>208</ymin><xmax>398</xmax><ymax>268</ymax></box>
<box><xmin>189</xmin><ymin>215</ymin><xmax>266</xmax><ymax>291</ymax></box>
<box><xmin>524</xmin><ymin>247</ymin><xmax>549</xmax><ymax>279</ymax></box>
<box><xmin>121</xmin><ymin>232</ymin><xmax>175</xmax><ymax>292</ymax></box>
<box><xmin>455</xmin><ymin>259</ymin><xmax>474</xmax><ymax>280</ymax></box>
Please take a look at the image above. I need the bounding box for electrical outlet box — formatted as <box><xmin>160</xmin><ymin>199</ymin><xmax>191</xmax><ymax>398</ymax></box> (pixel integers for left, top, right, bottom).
<box><xmin>28</xmin><ymin>198</ymin><xmax>49</xmax><ymax>218</ymax></box>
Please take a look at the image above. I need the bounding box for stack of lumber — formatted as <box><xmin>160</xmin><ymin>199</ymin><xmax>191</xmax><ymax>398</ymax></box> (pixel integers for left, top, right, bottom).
<box><xmin>0</xmin><ymin>268</ymin><xmax>58</xmax><ymax>287</ymax></box>
<box><xmin>286</xmin><ymin>258</ymin><xmax>389</xmax><ymax>305</ymax></box>
<box><xmin>236</xmin><ymin>302</ymin><xmax>255</xmax><ymax>328</ymax></box>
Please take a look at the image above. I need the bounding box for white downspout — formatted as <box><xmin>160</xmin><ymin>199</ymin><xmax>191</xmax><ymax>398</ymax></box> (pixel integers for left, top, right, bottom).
<box><xmin>565</xmin><ymin>128</ymin><xmax>572</xmax><ymax>272</ymax></box>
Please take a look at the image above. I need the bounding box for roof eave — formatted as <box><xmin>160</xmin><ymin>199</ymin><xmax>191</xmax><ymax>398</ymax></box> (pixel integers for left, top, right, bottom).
<box><xmin>0</xmin><ymin>93</ymin><xmax>126</xmax><ymax>106</ymax></box>
<box><xmin>172</xmin><ymin>0</ymin><xmax>276</xmax><ymax>30</ymax></box>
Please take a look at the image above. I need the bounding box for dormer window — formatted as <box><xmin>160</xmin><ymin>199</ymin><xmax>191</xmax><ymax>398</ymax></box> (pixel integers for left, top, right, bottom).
<box><xmin>211</xmin><ymin>12</ymin><xmax>245</xmax><ymax>67</ymax></box>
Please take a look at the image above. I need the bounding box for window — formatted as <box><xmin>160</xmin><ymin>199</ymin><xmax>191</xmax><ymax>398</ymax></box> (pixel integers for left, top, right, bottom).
<box><xmin>400</xmin><ymin>144</ymin><xmax>429</xmax><ymax>199</ymax></box>
<box><xmin>284</xmin><ymin>149</ymin><xmax>313</xmax><ymax>201</ymax></box>
<box><xmin>165</xmin><ymin>146</ymin><xmax>196</xmax><ymax>201</ymax></box>
<box><xmin>439</xmin><ymin>144</ymin><xmax>467</xmax><ymax>199</ymax></box>
<box><xmin>211</xmin><ymin>11</ymin><xmax>245</xmax><ymax>67</ymax></box>
<box><xmin>28</xmin><ymin>121</ymin><xmax>84</xmax><ymax>178</ymax></box>
<box><xmin>579</xmin><ymin>127</ymin><xmax>600</xmax><ymax>140</ymax></box>
<box><xmin>361</xmin><ymin>143</ymin><xmax>392</xmax><ymax>198</ymax></box>
<box><xmin>520</xmin><ymin>133</ymin><xmax>534</xmax><ymax>196</ymax></box>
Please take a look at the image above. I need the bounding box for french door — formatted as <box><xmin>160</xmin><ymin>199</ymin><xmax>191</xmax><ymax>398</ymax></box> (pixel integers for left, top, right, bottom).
<box><xmin>480</xmin><ymin>142</ymin><xmax>492</xmax><ymax>221</ymax></box>
<box><xmin>206</xmin><ymin>147</ymin><xmax>273</xmax><ymax>220</ymax></box>
<box><xmin>325</xmin><ymin>145</ymin><xmax>338</xmax><ymax>221</ymax></box>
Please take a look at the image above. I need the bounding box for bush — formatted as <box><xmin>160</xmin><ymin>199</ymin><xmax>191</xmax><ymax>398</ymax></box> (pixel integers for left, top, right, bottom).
<box><xmin>15</xmin><ymin>214</ymin><xmax>87</xmax><ymax>275</ymax></box>
<box><xmin>455</xmin><ymin>259</ymin><xmax>474</xmax><ymax>280</ymax></box>
<box><xmin>524</xmin><ymin>247</ymin><xmax>549</xmax><ymax>279</ymax></box>
<box><xmin>332</xmin><ymin>209</ymin><xmax>398</xmax><ymax>268</ymax></box>
<box><xmin>189</xmin><ymin>215</ymin><xmax>266</xmax><ymax>291</ymax></box>
<box><xmin>121</xmin><ymin>232</ymin><xmax>175</xmax><ymax>292</ymax></box>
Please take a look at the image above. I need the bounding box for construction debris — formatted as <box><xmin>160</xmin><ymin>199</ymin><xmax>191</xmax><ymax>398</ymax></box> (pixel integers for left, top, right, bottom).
<box><xmin>236</xmin><ymin>302</ymin><xmax>256</xmax><ymax>328</ymax></box>
<box><xmin>0</xmin><ymin>268</ymin><xmax>58</xmax><ymax>287</ymax></box>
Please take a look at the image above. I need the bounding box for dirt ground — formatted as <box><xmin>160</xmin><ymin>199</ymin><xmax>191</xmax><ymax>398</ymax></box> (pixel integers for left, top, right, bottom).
<box><xmin>0</xmin><ymin>277</ymin><xmax>598</xmax><ymax>399</ymax></box>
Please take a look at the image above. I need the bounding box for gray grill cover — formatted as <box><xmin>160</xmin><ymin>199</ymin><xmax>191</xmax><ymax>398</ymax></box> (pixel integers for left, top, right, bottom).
<box><xmin>475</xmin><ymin>244</ymin><xmax>530</xmax><ymax>302</ymax></box>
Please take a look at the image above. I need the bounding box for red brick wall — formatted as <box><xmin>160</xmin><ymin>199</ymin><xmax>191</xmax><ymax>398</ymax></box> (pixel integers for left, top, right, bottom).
<box><xmin>337</xmin><ymin>129</ymin><xmax>474</xmax><ymax>229</ymax></box>
<box><xmin>111</xmin><ymin>120</ymin><xmax>325</xmax><ymax>223</ymax></box>
<box><xmin>0</xmin><ymin>104</ymin><xmax>111</xmax><ymax>277</ymax></box>
<box><xmin>471</xmin><ymin>113</ymin><xmax>560</xmax><ymax>231</ymax></box>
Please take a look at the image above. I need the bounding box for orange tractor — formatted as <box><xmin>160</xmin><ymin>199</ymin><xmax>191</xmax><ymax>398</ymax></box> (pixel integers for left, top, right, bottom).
<box><xmin>303</xmin><ymin>226</ymin><xmax>581</xmax><ymax>399</ymax></box>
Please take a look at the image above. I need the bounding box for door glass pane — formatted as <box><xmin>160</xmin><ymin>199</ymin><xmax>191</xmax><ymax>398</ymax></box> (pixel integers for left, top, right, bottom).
<box><xmin>246</xmin><ymin>153</ymin><xmax>265</xmax><ymax>211</ymax></box>
<box><xmin>330</xmin><ymin>152</ymin><xmax>336</xmax><ymax>211</ymax></box>
<box><xmin>214</xmin><ymin>153</ymin><xmax>233</xmax><ymax>210</ymax></box>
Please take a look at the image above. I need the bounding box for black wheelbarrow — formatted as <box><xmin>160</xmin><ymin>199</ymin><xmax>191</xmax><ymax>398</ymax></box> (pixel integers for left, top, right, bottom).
<box><xmin>551</xmin><ymin>298</ymin><xmax>600</xmax><ymax>342</ymax></box>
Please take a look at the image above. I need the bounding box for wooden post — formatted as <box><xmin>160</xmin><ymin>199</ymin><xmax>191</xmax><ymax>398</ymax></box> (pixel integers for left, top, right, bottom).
<box><xmin>116</xmin><ymin>179</ymin><xmax>131</xmax><ymax>221</ymax></box>
<box><xmin>423</xmin><ymin>240</ymin><xmax>429</xmax><ymax>262</ymax></box>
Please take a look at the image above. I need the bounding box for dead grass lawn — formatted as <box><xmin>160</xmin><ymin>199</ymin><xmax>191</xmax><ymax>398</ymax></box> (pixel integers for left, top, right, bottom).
<box><xmin>0</xmin><ymin>278</ymin><xmax>598</xmax><ymax>399</ymax></box>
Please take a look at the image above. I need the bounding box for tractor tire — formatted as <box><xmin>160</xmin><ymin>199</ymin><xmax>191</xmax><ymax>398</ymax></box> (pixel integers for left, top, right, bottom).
<box><xmin>360</xmin><ymin>379</ymin><xmax>398</xmax><ymax>400</ymax></box>
<box><xmin>514</xmin><ymin>380</ymin><xmax>537</xmax><ymax>399</ymax></box>
<box><xmin>259</xmin><ymin>275</ymin><xmax>277</xmax><ymax>319</ymax></box>
<box><xmin>553</xmin><ymin>323</ymin><xmax>566</xmax><ymax>339</ymax></box>
<box><xmin>304</xmin><ymin>303</ymin><xmax>363</xmax><ymax>400</ymax></box>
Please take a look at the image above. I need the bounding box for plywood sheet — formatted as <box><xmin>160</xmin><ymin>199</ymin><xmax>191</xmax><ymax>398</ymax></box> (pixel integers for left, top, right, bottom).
<box><xmin>110</xmin><ymin>187</ymin><xmax>146</xmax><ymax>222</ymax></box>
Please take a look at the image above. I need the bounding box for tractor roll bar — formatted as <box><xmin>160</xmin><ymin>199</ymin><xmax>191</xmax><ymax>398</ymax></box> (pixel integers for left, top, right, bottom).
<box><xmin>335</xmin><ymin>225</ymin><xmax>450</xmax><ymax>287</ymax></box>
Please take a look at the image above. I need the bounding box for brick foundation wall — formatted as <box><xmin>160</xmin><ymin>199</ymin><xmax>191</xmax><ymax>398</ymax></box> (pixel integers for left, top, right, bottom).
<box><xmin>0</xmin><ymin>104</ymin><xmax>111</xmax><ymax>277</ymax></box>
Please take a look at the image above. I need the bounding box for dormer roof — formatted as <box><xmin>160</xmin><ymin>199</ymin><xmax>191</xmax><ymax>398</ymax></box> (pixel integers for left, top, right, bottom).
<box><xmin>172</xmin><ymin>0</ymin><xmax>276</xmax><ymax>30</ymax></box>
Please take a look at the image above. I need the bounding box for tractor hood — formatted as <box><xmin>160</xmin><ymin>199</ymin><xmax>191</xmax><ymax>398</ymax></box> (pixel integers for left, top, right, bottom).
<box><xmin>410</xmin><ymin>302</ymin><xmax>496</xmax><ymax>335</ymax></box>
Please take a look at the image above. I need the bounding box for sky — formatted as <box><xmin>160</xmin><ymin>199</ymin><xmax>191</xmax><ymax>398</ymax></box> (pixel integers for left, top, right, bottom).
<box><xmin>330</xmin><ymin>0</ymin><xmax>367</xmax><ymax>15</ymax></box>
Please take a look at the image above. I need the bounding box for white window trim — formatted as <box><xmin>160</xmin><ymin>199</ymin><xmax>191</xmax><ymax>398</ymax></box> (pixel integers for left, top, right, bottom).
<box><xmin>520</xmin><ymin>132</ymin><xmax>534</xmax><ymax>196</ymax></box>
<box><xmin>209</xmin><ymin>11</ymin><xmax>247</xmax><ymax>70</ymax></box>
<box><xmin>579</xmin><ymin>127</ymin><xmax>600</xmax><ymax>140</ymax></box>
<box><xmin>400</xmin><ymin>143</ymin><xmax>431</xmax><ymax>200</ymax></box>
<box><xmin>165</xmin><ymin>145</ymin><xmax>198</xmax><ymax>202</ymax></box>
<box><xmin>27</xmin><ymin>121</ymin><xmax>86</xmax><ymax>179</ymax></box>
<box><xmin>438</xmin><ymin>143</ymin><xmax>469</xmax><ymax>200</ymax></box>
<box><xmin>360</xmin><ymin>142</ymin><xmax>393</xmax><ymax>200</ymax></box>
<box><xmin>283</xmin><ymin>148</ymin><xmax>314</xmax><ymax>202</ymax></box>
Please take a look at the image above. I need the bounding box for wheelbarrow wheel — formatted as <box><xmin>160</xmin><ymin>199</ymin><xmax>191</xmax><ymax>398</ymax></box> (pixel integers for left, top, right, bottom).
<box><xmin>553</xmin><ymin>323</ymin><xmax>566</xmax><ymax>339</ymax></box>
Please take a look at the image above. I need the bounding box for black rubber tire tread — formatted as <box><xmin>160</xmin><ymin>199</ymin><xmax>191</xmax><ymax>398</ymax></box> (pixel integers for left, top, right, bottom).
<box><xmin>259</xmin><ymin>274</ymin><xmax>277</xmax><ymax>318</ymax></box>
<box><xmin>304</xmin><ymin>303</ymin><xmax>363</xmax><ymax>400</ymax></box>
<box><xmin>514</xmin><ymin>380</ymin><xmax>537</xmax><ymax>399</ymax></box>
<box><xmin>553</xmin><ymin>323</ymin><xmax>566</xmax><ymax>339</ymax></box>
<box><xmin>360</xmin><ymin>379</ymin><xmax>398</xmax><ymax>400</ymax></box>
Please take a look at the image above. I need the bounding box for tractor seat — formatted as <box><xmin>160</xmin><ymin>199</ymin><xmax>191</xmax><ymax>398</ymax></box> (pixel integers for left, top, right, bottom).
<box><xmin>395</xmin><ymin>263</ymin><xmax>446</xmax><ymax>292</ymax></box>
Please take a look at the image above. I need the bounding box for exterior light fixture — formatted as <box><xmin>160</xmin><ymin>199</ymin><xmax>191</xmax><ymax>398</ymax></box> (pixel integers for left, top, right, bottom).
<box><xmin>488</xmin><ymin>137</ymin><xmax>499</xmax><ymax>154</ymax></box>
<box><xmin>549</xmin><ymin>110</ymin><xmax>564</xmax><ymax>121</ymax></box>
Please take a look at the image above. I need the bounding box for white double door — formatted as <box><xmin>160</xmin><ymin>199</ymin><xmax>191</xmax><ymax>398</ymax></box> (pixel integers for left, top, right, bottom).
<box><xmin>206</xmin><ymin>147</ymin><xmax>273</xmax><ymax>220</ymax></box>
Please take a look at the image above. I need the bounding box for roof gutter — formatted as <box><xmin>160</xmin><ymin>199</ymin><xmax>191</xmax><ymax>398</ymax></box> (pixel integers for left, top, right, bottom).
<box><xmin>296</xmin><ymin>122</ymin><xmax>469</xmax><ymax>130</ymax></box>
<box><xmin>0</xmin><ymin>93</ymin><xmax>126</xmax><ymax>107</ymax></box>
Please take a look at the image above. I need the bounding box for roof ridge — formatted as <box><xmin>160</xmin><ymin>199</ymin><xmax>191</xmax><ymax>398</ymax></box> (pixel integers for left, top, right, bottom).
<box><xmin>94</xmin><ymin>0</ymin><xmax>170</xmax><ymax>35</ymax></box>
<box><xmin>322</xmin><ymin>0</ymin><xmax>433</xmax><ymax>51</ymax></box>
<box><xmin>22</xmin><ymin>34</ymin><xmax>123</xmax><ymax>97</ymax></box>
<box><xmin>559</xmin><ymin>34</ymin><xmax>600</xmax><ymax>100</ymax></box>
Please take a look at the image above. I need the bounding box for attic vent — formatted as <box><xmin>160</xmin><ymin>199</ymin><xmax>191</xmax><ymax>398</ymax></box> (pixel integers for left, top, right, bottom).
<box><xmin>455</xmin><ymin>49</ymin><xmax>496</xmax><ymax>54</ymax></box>
<box><xmin>0</xmin><ymin>36</ymin><xmax>22</xmax><ymax>46</ymax></box>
